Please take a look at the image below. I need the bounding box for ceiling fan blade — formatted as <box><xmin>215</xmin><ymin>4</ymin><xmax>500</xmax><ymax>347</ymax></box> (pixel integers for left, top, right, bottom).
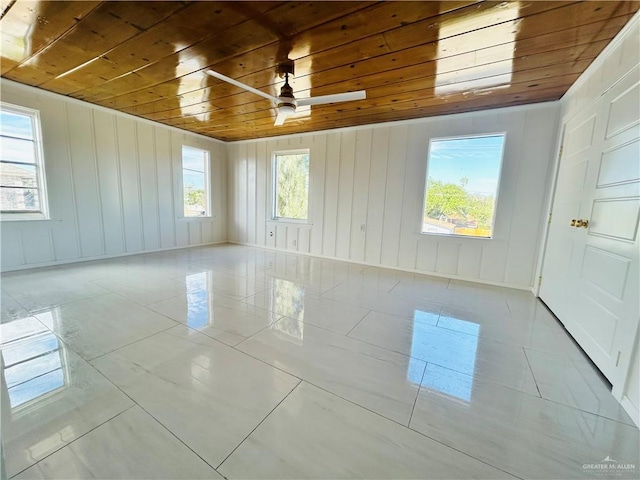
<box><xmin>274</xmin><ymin>110</ymin><xmax>291</xmax><ymax>126</ymax></box>
<box><xmin>297</xmin><ymin>90</ymin><xmax>366</xmax><ymax>107</ymax></box>
<box><xmin>206</xmin><ymin>70</ymin><xmax>278</xmax><ymax>103</ymax></box>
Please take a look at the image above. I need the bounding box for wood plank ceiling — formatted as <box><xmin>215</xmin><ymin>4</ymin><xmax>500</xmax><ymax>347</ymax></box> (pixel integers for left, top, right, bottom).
<box><xmin>1</xmin><ymin>1</ymin><xmax>638</xmax><ymax>141</ymax></box>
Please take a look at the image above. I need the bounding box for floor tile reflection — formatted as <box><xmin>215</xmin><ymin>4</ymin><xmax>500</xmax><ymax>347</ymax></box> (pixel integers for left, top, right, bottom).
<box><xmin>1</xmin><ymin>290</ymin><xmax>29</xmax><ymax>322</ymax></box>
<box><xmin>1</xmin><ymin>268</ymin><xmax>109</xmax><ymax>313</ymax></box>
<box><xmin>412</xmin><ymin>364</ymin><xmax>640</xmax><ymax>479</ymax></box>
<box><xmin>350</xmin><ymin>310</ymin><xmax>538</xmax><ymax>395</ymax></box>
<box><xmin>238</xmin><ymin>317</ymin><xmax>425</xmax><ymax>424</ymax></box>
<box><xmin>147</xmin><ymin>290</ymin><xmax>280</xmax><ymax>346</ymax></box>
<box><xmin>525</xmin><ymin>348</ymin><xmax>634</xmax><ymax>425</ymax></box>
<box><xmin>219</xmin><ymin>382</ymin><xmax>513</xmax><ymax>479</ymax></box>
<box><xmin>1</xmin><ymin>244</ymin><xmax>636</xmax><ymax>479</ymax></box>
<box><xmin>35</xmin><ymin>293</ymin><xmax>177</xmax><ymax>360</ymax></box>
<box><xmin>244</xmin><ymin>284</ymin><xmax>370</xmax><ymax>335</ymax></box>
<box><xmin>13</xmin><ymin>407</ymin><xmax>221</xmax><ymax>479</ymax></box>
<box><xmin>92</xmin><ymin>326</ymin><xmax>300</xmax><ymax>468</ymax></box>
<box><xmin>1</xmin><ymin>318</ymin><xmax>133</xmax><ymax>477</ymax></box>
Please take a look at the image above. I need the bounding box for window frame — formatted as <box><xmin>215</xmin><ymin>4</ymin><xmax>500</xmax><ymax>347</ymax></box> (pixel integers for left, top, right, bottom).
<box><xmin>181</xmin><ymin>145</ymin><xmax>212</xmax><ymax>219</ymax></box>
<box><xmin>420</xmin><ymin>132</ymin><xmax>506</xmax><ymax>239</ymax></box>
<box><xmin>0</xmin><ymin>102</ymin><xmax>50</xmax><ymax>220</ymax></box>
<box><xmin>271</xmin><ymin>148</ymin><xmax>310</xmax><ymax>223</ymax></box>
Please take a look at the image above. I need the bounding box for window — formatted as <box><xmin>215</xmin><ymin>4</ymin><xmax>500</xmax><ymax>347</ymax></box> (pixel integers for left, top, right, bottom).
<box><xmin>273</xmin><ymin>150</ymin><xmax>309</xmax><ymax>221</ymax></box>
<box><xmin>182</xmin><ymin>146</ymin><xmax>210</xmax><ymax>217</ymax></box>
<box><xmin>0</xmin><ymin>103</ymin><xmax>48</xmax><ymax>218</ymax></box>
<box><xmin>422</xmin><ymin>134</ymin><xmax>505</xmax><ymax>238</ymax></box>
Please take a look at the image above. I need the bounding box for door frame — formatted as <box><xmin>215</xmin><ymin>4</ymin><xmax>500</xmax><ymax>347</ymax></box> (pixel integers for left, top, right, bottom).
<box><xmin>533</xmin><ymin>124</ymin><xmax>565</xmax><ymax>297</ymax></box>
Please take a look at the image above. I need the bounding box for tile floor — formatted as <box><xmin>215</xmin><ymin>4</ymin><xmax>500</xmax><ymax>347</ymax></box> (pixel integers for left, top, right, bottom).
<box><xmin>1</xmin><ymin>244</ymin><xmax>638</xmax><ymax>479</ymax></box>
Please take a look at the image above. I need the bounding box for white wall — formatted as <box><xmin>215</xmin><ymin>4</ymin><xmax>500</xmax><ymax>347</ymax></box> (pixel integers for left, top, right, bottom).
<box><xmin>555</xmin><ymin>13</ymin><xmax>639</xmax><ymax>424</ymax></box>
<box><xmin>227</xmin><ymin>102</ymin><xmax>560</xmax><ymax>289</ymax></box>
<box><xmin>0</xmin><ymin>80</ymin><xmax>227</xmax><ymax>271</ymax></box>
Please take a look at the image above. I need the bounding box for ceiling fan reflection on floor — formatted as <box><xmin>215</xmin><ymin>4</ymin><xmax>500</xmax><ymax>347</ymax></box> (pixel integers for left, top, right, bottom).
<box><xmin>206</xmin><ymin>68</ymin><xmax>366</xmax><ymax>126</ymax></box>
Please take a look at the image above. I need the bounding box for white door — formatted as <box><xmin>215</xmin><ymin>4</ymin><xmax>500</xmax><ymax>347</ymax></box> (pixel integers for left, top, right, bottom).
<box><xmin>541</xmin><ymin>65</ymin><xmax>640</xmax><ymax>387</ymax></box>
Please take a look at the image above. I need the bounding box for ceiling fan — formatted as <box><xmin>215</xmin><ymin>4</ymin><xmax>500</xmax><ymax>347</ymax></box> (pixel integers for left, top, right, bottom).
<box><xmin>206</xmin><ymin>69</ymin><xmax>366</xmax><ymax>126</ymax></box>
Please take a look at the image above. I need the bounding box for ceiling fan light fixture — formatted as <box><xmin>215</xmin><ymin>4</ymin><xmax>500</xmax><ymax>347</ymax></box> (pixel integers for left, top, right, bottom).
<box><xmin>277</xmin><ymin>104</ymin><xmax>296</xmax><ymax>116</ymax></box>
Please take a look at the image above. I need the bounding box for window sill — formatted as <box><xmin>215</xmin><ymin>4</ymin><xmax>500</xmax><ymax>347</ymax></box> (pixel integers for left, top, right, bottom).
<box><xmin>419</xmin><ymin>231</ymin><xmax>495</xmax><ymax>240</ymax></box>
<box><xmin>0</xmin><ymin>214</ymin><xmax>57</xmax><ymax>222</ymax></box>
<box><xmin>178</xmin><ymin>216</ymin><xmax>215</xmax><ymax>221</ymax></box>
<box><xmin>269</xmin><ymin>218</ymin><xmax>312</xmax><ymax>226</ymax></box>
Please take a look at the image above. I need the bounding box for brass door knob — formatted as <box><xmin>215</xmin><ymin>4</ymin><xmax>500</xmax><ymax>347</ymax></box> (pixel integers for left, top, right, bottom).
<box><xmin>570</xmin><ymin>219</ymin><xmax>577</xmax><ymax>226</ymax></box>
<box><xmin>577</xmin><ymin>219</ymin><xmax>589</xmax><ymax>228</ymax></box>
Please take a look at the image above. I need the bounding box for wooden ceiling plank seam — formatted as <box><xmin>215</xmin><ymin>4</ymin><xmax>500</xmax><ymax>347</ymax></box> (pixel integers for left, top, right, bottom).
<box><xmin>93</xmin><ymin>1</ymin><xmax>630</xmax><ymax>113</ymax></box>
<box><xmin>118</xmin><ymin>11</ymin><xmax>631</xmax><ymax>118</ymax></box>
<box><xmin>1</xmin><ymin>1</ymin><xmax>637</xmax><ymax>141</ymax></box>
<box><xmin>77</xmin><ymin>1</ymin><xmax>488</xmax><ymax>104</ymax></box>
<box><xmin>0</xmin><ymin>0</ymin><xmax>104</xmax><ymax>75</ymax></box>
<box><xmin>203</xmin><ymin>92</ymin><xmax>569</xmax><ymax>141</ymax></box>
<box><xmin>46</xmin><ymin>1</ymin><xmax>293</xmax><ymax>96</ymax></box>
<box><xmin>39</xmin><ymin>0</ymin><xmax>205</xmax><ymax>94</ymax></box>
<box><xmin>70</xmin><ymin>1</ymin><xmax>380</xmax><ymax>102</ymax></box>
<box><xmin>175</xmin><ymin>72</ymin><xmax>580</xmax><ymax>134</ymax></box>
<box><xmin>3</xmin><ymin>1</ymin><xmax>188</xmax><ymax>86</ymax></box>
<box><xmin>151</xmin><ymin>47</ymin><xmax>598</xmax><ymax>124</ymax></box>
<box><xmin>138</xmin><ymin>25</ymin><xmax>619</xmax><ymax>123</ymax></box>
<box><xmin>204</xmin><ymin>85</ymin><xmax>570</xmax><ymax>140</ymax></box>
<box><xmin>154</xmin><ymin>57</ymin><xmax>596</xmax><ymax>125</ymax></box>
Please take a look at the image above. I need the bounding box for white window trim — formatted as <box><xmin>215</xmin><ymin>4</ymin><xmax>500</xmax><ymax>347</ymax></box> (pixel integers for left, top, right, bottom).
<box><xmin>420</xmin><ymin>132</ymin><xmax>506</xmax><ymax>239</ymax></box>
<box><xmin>271</xmin><ymin>148</ymin><xmax>310</xmax><ymax>223</ymax></box>
<box><xmin>180</xmin><ymin>145</ymin><xmax>212</xmax><ymax>219</ymax></box>
<box><xmin>0</xmin><ymin>102</ymin><xmax>50</xmax><ymax>221</ymax></box>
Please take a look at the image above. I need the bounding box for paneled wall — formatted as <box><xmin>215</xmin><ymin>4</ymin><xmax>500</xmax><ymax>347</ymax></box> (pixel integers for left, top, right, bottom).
<box><xmin>0</xmin><ymin>80</ymin><xmax>227</xmax><ymax>271</ymax></box>
<box><xmin>227</xmin><ymin>102</ymin><xmax>560</xmax><ymax>289</ymax></box>
<box><xmin>556</xmin><ymin>13</ymin><xmax>639</xmax><ymax>424</ymax></box>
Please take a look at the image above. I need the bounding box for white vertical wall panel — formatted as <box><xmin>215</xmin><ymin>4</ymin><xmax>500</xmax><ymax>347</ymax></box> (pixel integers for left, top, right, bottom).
<box><xmin>93</xmin><ymin>111</ymin><xmax>125</xmax><ymax>255</ymax></box>
<box><xmin>416</xmin><ymin>237</ymin><xmax>438</xmax><ymax>272</ymax></box>
<box><xmin>136</xmin><ymin>123</ymin><xmax>160</xmax><ymax>251</ymax></box>
<box><xmin>236</xmin><ymin>143</ymin><xmax>248</xmax><ymax>244</ymax></box>
<box><xmin>380</xmin><ymin>125</ymin><xmax>409</xmax><ymax>266</ymax></box>
<box><xmin>116</xmin><ymin>117</ymin><xmax>144</xmax><ymax>253</ymax></box>
<box><xmin>349</xmin><ymin>129</ymin><xmax>372</xmax><ymax>262</ymax></box>
<box><xmin>322</xmin><ymin>133</ymin><xmax>341</xmax><ymax>257</ymax></box>
<box><xmin>0</xmin><ymin>228</ymin><xmax>23</xmax><ymax>268</ymax></box>
<box><xmin>0</xmin><ymin>80</ymin><xmax>227</xmax><ymax>271</ymax></box>
<box><xmin>309</xmin><ymin>135</ymin><xmax>327</xmax><ymax>255</ymax></box>
<box><xmin>365</xmin><ymin>128</ymin><xmax>389</xmax><ymax>264</ymax></box>
<box><xmin>246</xmin><ymin>142</ymin><xmax>257</xmax><ymax>245</ymax></box>
<box><xmin>154</xmin><ymin>127</ymin><xmax>175</xmax><ymax>249</ymax></box>
<box><xmin>335</xmin><ymin>131</ymin><xmax>356</xmax><ymax>259</ymax></box>
<box><xmin>398</xmin><ymin>124</ymin><xmax>428</xmax><ymax>269</ymax></box>
<box><xmin>458</xmin><ymin>242</ymin><xmax>484</xmax><ymax>279</ymax></box>
<box><xmin>227</xmin><ymin>102</ymin><xmax>560</xmax><ymax>288</ymax></box>
<box><xmin>19</xmin><ymin>225</ymin><xmax>54</xmax><ymax>265</ymax></box>
<box><xmin>436</xmin><ymin>242</ymin><xmax>460</xmax><ymax>275</ymax></box>
<box><xmin>66</xmin><ymin>103</ymin><xmax>104</xmax><ymax>258</ymax></box>
<box><xmin>226</xmin><ymin>143</ymin><xmax>238</xmax><ymax>242</ymax></box>
<box><xmin>506</xmin><ymin>108</ymin><xmax>559</xmax><ymax>286</ymax></box>
<box><xmin>256</xmin><ymin>141</ymin><xmax>267</xmax><ymax>246</ymax></box>
<box><xmin>37</xmin><ymin>96</ymin><xmax>80</xmax><ymax>262</ymax></box>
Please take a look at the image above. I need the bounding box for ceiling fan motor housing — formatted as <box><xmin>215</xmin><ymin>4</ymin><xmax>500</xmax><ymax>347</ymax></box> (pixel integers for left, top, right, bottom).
<box><xmin>278</xmin><ymin>80</ymin><xmax>296</xmax><ymax>112</ymax></box>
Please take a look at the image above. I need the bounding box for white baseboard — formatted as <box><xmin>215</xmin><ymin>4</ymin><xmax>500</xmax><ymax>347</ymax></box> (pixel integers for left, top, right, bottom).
<box><xmin>227</xmin><ymin>241</ymin><xmax>533</xmax><ymax>292</ymax></box>
<box><xmin>0</xmin><ymin>241</ymin><xmax>227</xmax><ymax>273</ymax></box>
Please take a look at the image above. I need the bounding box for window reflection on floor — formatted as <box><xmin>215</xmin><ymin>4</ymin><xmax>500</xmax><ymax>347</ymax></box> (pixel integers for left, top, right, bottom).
<box><xmin>422</xmin><ymin>364</ymin><xmax>474</xmax><ymax>403</ymax></box>
<box><xmin>185</xmin><ymin>273</ymin><xmax>211</xmax><ymax>329</ymax></box>
<box><xmin>2</xmin><ymin>331</ymin><xmax>67</xmax><ymax>410</ymax></box>
<box><xmin>269</xmin><ymin>282</ymin><xmax>304</xmax><ymax>342</ymax></box>
<box><xmin>408</xmin><ymin>311</ymin><xmax>480</xmax><ymax>403</ymax></box>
